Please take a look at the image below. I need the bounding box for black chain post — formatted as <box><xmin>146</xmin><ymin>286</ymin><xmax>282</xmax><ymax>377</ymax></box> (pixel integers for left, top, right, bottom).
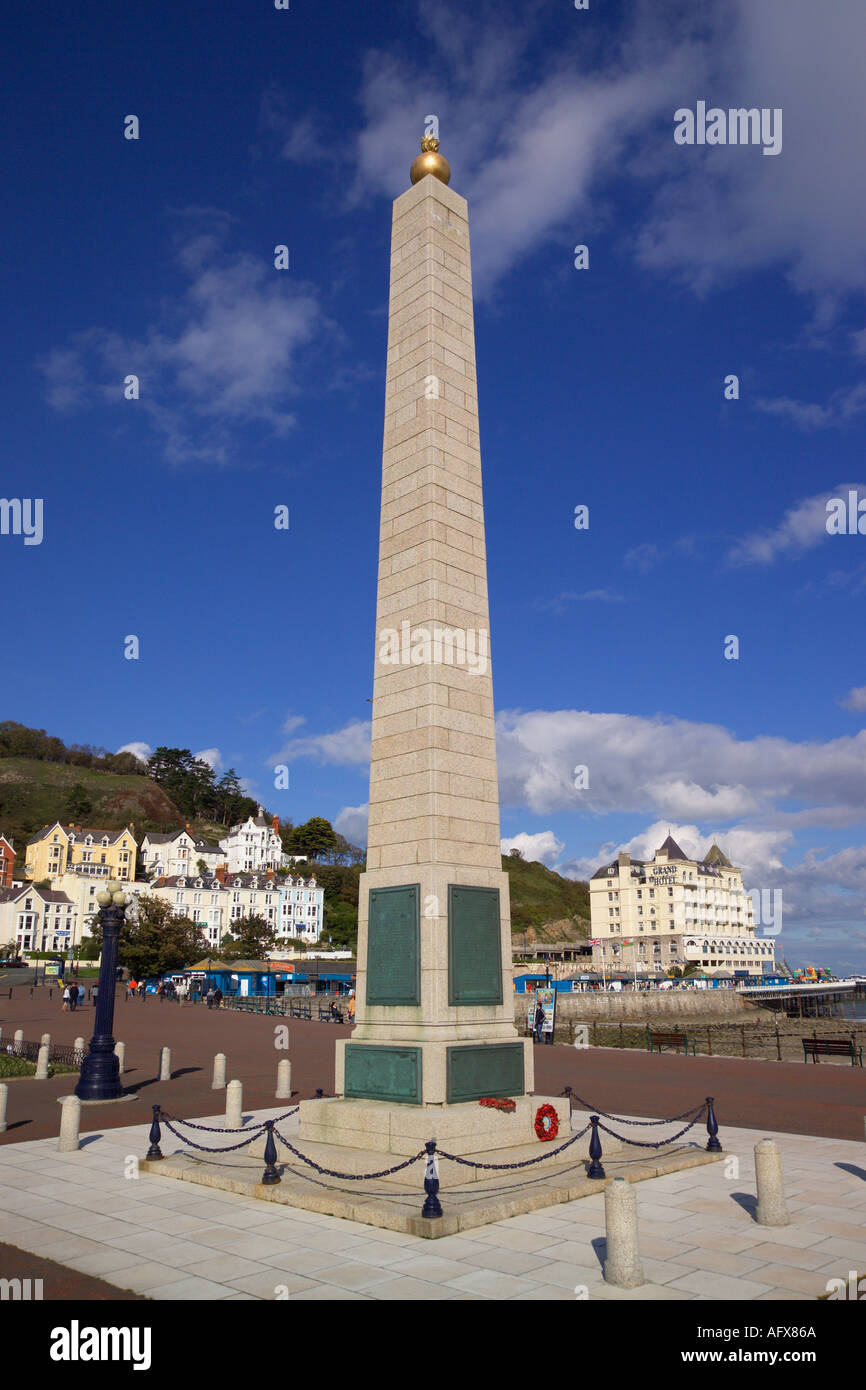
<box><xmin>587</xmin><ymin>1114</ymin><xmax>606</xmax><ymax>1179</ymax></box>
<box><xmin>705</xmin><ymin>1096</ymin><xmax>722</xmax><ymax>1151</ymax></box>
<box><xmin>315</xmin><ymin>1088</ymin><xmax>324</xmax><ymax>1099</ymax></box>
<box><xmin>261</xmin><ymin>1120</ymin><xmax>281</xmax><ymax>1185</ymax></box>
<box><xmin>146</xmin><ymin>1105</ymin><xmax>163</xmax><ymax>1161</ymax></box>
<box><xmin>421</xmin><ymin>1140</ymin><xmax>443</xmax><ymax>1218</ymax></box>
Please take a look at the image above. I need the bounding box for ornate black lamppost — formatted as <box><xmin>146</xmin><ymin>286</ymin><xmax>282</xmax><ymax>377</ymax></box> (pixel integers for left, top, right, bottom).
<box><xmin>75</xmin><ymin>883</ymin><xmax>129</xmax><ymax>1102</ymax></box>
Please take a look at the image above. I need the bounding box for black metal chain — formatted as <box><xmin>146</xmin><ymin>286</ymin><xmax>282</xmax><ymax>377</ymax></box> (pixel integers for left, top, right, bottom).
<box><xmin>562</xmin><ymin>1091</ymin><xmax>707</xmax><ymax>1126</ymax></box>
<box><xmin>272</xmin><ymin>1126</ymin><xmax>427</xmax><ymax>1180</ymax></box>
<box><xmin>437</xmin><ymin>1123</ymin><xmax>591</xmax><ymax>1171</ymax></box>
<box><xmin>596</xmin><ymin>1117</ymin><xmax>703</xmax><ymax>1149</ymax></box>
<box><xmin>159</xmin><ymin>1105</ymin><xmax>299</xmax><ymax>1134</ymax></box>
<box><xmin>161</xmin><ymin>1117</ymin><xmax>268</xmax><ymax>1153</ymax></box>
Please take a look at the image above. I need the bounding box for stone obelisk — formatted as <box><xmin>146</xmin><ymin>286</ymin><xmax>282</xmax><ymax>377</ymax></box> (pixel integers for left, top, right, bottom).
<box><xmin>299</xmin><ymin>137</ymin><xmax>567</xmax><ymax>1162</ymax></box>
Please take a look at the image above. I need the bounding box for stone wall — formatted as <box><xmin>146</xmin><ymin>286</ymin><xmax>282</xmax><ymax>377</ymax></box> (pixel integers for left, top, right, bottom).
<box><xmin>520</xmin><ymin>990</ymin><xmax>750</xmax><ymax>1024</ymax></box>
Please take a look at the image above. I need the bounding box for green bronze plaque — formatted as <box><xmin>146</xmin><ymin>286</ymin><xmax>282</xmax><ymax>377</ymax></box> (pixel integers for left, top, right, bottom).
<box><xmin>366</xmin><ymin>883</ymin><xmax>420</xmax><ymax>1006</ymax></box>
<box><xmin>446</xmin><ymin>1043</ymin><xmax>525</xmax><ymax>1103</ymax></box>
<box><xmin>344</xmin><ymin>1044</ymin><xmax>422</xmax><ymax>1105</ymax></box>
<box><xmin>448</xmin><ymin>885</ymin><xmax>503</xmax><ymax>1006</ymax></box>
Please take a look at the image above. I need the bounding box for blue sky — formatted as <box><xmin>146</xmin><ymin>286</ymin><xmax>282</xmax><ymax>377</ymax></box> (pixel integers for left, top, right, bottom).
<box><xmin>3</xmin><ymin>0</ymin><xmax>866</xmax><ymax>973</ymax></box>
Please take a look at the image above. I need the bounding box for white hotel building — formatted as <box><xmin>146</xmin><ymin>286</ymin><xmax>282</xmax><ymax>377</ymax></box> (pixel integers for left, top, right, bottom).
<box><xmin>144</xmin><ymin>870</ymin><xmax>324</xmax><ymax>951</ymax></box>
<box><xmin>589</xmin><ymin>835</ymin><xmax>776</xmax><ymax>978</ymax></box>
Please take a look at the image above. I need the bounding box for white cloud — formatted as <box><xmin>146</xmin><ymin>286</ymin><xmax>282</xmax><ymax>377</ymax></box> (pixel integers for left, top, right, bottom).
<box><xmin>725</xmin><ymin>486</ymin><xmax>865</xmax><ymax>567</ymax></box>
<box><xmin>38</xmin><ymin>221</ymin><xmax>323</xmax><ymax>464</ymax></box>
<box><xmin>839</xmin><ymin>686</ymin><xmax>866</xmax><ymax>713</ymax></box>
<box><xmin>194</xmin><ymin>748</ymin><xmax>223</xmax><ymax>772</ymax></box>
<box><xmin>272</xmin><ymin>718</ymin><xmax>371</xmax><ymax>767</ymax></box>
<box><xmin>535</xmin><ymin>590</ymin><xmax>625</xmax><ymax>612</ymax></box>
<box><xmin>496</xmin><ymin>707</ymin><xmax>866</xmax><ymax>828</ymax></box>
<box><xmin>335</xmin><ymin>804</ymin><xmax>369</xmax><ymax>847</ymax></box>
<box><xmin>116</xmin><ymin>741</ymin><xmax>152</xmax><ymax>763</ymax></box>
<box><xmin>501</xmin><ymin>830</ymin><xmax>564</xmax><ymax>867</ymax></box>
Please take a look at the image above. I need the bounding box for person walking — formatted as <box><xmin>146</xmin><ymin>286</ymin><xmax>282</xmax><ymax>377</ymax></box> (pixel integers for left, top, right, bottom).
<box><xmin>206</xmin><ymin>987</ymin><xmax>215</xmax><ymax>1010</ymax></box>
<box><xmin>533</xmin><ymin>999</ymin><xmax>545</xmax><ymax>1045</ymax></box>
<box><xmin>347</xmin><ymin>992</ymin><xmax>355</xmax><ymax>1023</ymax></box>
<box><xmin>213</xmin><ymin>987</ymin><xmax>223</xmax><ymax>1009</ymax></box>
<box><xmin>69</xmin><ymin>982</ymin><xmax>77</xmax><ymax>1013</ymax></box>
<box><xmin>61</xmin><ymin>984</ymin><xmax>71</xmax><ymax>1013</ymax></box>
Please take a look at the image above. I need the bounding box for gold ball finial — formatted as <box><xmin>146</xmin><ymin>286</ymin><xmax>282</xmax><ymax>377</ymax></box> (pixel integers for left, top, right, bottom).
<box><xmin>410</xmin><ymin>134</ymin><xmax>451</xmax><ymax>186</ymax></box>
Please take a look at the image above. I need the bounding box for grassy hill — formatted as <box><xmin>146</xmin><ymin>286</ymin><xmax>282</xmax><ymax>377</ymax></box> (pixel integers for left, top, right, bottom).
<box><xmin>289</xmin><ymin>854</ymin><xmax>590</xmax><ymax>951</ymax></box>
<box><xmin>0</xmin><ymin>757</ymin><xmax>184</xmax><ymax>865</ymax></box>
<box><xmin>503</xmin><ymin>853</ymin><xmax>590</xmax><ymax>938</ymax></box>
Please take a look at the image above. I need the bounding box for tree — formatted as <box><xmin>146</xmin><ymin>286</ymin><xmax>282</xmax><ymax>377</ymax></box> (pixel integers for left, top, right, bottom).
<box><xmin>668</xmin><ymin>962</ymin><xmax>700</xmax><ymax>979</ymax></box>
<box><xmin>85</xmin><ymin>893</ymin><xmax>206</xmax><ymax>979</ymax></box>
<box><xmin>220</xmin><ymin>914</ymin><xmax>278</xmax><ymax>962</ymax></box>
<box><xmin>64</xmin><ymin>783</ymin><xmax>93</xmax><ymax>821</ymax></box>
<box><xmin>287</xmin><ymin>817</ymin><xmax>338</xmax><ymax>861</ymax></box>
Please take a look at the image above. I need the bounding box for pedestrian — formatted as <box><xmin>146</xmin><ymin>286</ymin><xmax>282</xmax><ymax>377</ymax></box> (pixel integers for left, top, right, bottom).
<box><xmin>69</xmin><ymin>983</ymin><xmax>77</xmax><ymax>1013</ymax></box>
<box><xmin>61</xmin><ymin>984</ymin><xmax>71</xmax><ymax>1012</ymax></box>
<box><xmin>534</xmin><ymin>1000</ymin><xmax>545</xmax><ymax>1044</ymax></box>
<box><xmin>213</xmin><ymin>987</ymin><xmax>223</xmax><ymax>1009</ymax></box>
<box><xmin>91</xmin><ymin>985</ymin><xmax>98</xmax><ymax>1007</ymax></box>
<box><xmin>76</xmin><ymin>983</ymin><xmax>84</xmax><ymax>1009</ymax></box>
<box><xmin>206</xmin><ymin>987</ymin><xmax>215</xmax><ymax>1010</ymax></box>
<box><xmin>347</xmin><ymin>992</ymin><xmax>355</xmax><ymax>1023</ymax></box>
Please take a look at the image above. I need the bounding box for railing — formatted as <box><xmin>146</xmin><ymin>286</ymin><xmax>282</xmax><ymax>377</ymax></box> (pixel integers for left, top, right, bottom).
<box><xmin>2</xmin><ymin>1038</ymin><xmax>85</xmax><ymax>1068</ymax></box>
<box><xmin>140</xmin><ymin>1092</ymin><xmax>723</xmax><ymax>1221</ymax></box>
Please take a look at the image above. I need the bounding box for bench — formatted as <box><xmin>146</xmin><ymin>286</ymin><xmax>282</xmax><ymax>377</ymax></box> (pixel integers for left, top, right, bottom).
<box><xmin>802</xmin><ymin>1037</ymin><xmax>863</xmax><ymax>1066</ymax></box>
<box><xmin>318</xmin><ymin>1004</ymin><xmax>344</xmax><ymax>1024</ymax></box>
<box><xmin>648</xmin><ymin>1030</ymin><xmax>695</xmax><ymax>1055</ymax></box>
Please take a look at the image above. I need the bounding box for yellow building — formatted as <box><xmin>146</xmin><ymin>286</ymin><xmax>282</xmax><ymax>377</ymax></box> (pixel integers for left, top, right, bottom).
<box><xmin>589</xmin><ymin>835</ymin><xmax>775</xmax><ymax>978</ymax></box>
<box><xmin>25</xmin><ymin>823</ymin><xmax>137</xmax><ymax>882</ymax></box>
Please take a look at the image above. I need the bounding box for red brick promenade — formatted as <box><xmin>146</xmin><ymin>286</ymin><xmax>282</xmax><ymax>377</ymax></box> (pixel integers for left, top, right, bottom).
<box><xmin>1</xmin><ymin>986</ymin><xmax>863</xmax><ymax>1144</ymax></box>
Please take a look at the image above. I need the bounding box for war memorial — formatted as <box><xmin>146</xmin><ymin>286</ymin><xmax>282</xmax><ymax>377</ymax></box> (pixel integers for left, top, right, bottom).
<box><xmin>125</xmin><ymin>139</ymin><xmax>726</xmax><ymax>1234</ymax></box>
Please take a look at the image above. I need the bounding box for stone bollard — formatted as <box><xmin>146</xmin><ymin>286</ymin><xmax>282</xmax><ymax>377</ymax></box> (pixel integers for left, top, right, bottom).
<box><xmin>225</xmin><ymin>1079</ymin><xmax>243</xmax><ymax>1130</ymax></box>
<box><xmin>114</xmin><ymin>1041</ymin><xmax>125</xmax><ymax>1074</ymax></box>
<box><xmin>0</xmin><ymin>1083</ymin><xmax>7</xmax><ymax>1134</ymax></box>
<box><xmin>755</xmin><ymin>1139</ymin><xmax>789</xmax><ymax>1227</ymax></box>
<box><xmin>74</xmin><ymin>1036</ymin><xmax>85</xmax><ymax>1054</ymax></box>
<box><xmin>603</xmin><ymin>1178</ymin><xmax>645</xmax><ymax>1288</ymax></box>
<box><xmin>41</xmin><ymin>1032</ymin><xmax>51</xmax><ymax>1046</ymax></box>
<box><xmin>212</xmin><ymin>1053</ymin><xmax>226</xmax><ymax>1090</ymax></box>
<box><xmin>35</xmin><ymin>1043</ymin><xmax>51</xmax><ymax>1081</ymax></box>
<box><xmin>158</xmin><ymin>1047</ymin><xmax>171</xmax><ymax>1082</ymax></box>
<box><xmin>58</xmin><ymin>1095</ymin><xmax>81</xmax><ymax>1153</ymax></box>
<box><xmin>276</xmin><ymin>1059</ymin><xmax>292</xmax><ymax>1100</ymax></box>
<box><xmin>13</xmin><ymin>1029</ymin><xmax>23</xmax><ymax>1055</ymax></box>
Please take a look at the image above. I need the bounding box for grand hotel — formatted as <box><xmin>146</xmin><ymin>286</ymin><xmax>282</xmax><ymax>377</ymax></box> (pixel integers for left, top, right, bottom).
<box><xmin>589</xmin><ymin>835</ymin><xmax>776</xmax><ymax>977</ymax></box>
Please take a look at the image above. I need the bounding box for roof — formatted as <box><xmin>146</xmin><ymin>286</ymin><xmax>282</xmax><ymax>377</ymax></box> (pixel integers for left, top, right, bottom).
<box><xmin>657</xmin><ymin>834</ymin><xmax>689</xmax><ymax>861</ymax></box>
<box><xmin>29</xmin><ymin>824</ymin><xmax>136</xmax><ymax>846</ymax></box>
<box><xmin>704</xmin><ymin>844</ymin><xmax>732</xmax><ymax>867</ymax></box>
<box><xmin>189</xmin><ymin>958</ymin><xmax>274</xmax><ymax>972</ymax></box>
<box><xmin>0</xmin><ymin>886</ymin><xmax>73</xmax><ymax>904</ymax></box>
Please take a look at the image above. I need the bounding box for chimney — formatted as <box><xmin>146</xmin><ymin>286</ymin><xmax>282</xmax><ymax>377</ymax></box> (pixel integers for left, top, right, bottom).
<box><xmin>216</xmin><ymin>865</ymin><xmax>226</xmax><ymax>884</ymax></box>
<box><xmin>272</xmin><ymin>814</ymin><xmax>279</xmax><ymax>834</ymax></box>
